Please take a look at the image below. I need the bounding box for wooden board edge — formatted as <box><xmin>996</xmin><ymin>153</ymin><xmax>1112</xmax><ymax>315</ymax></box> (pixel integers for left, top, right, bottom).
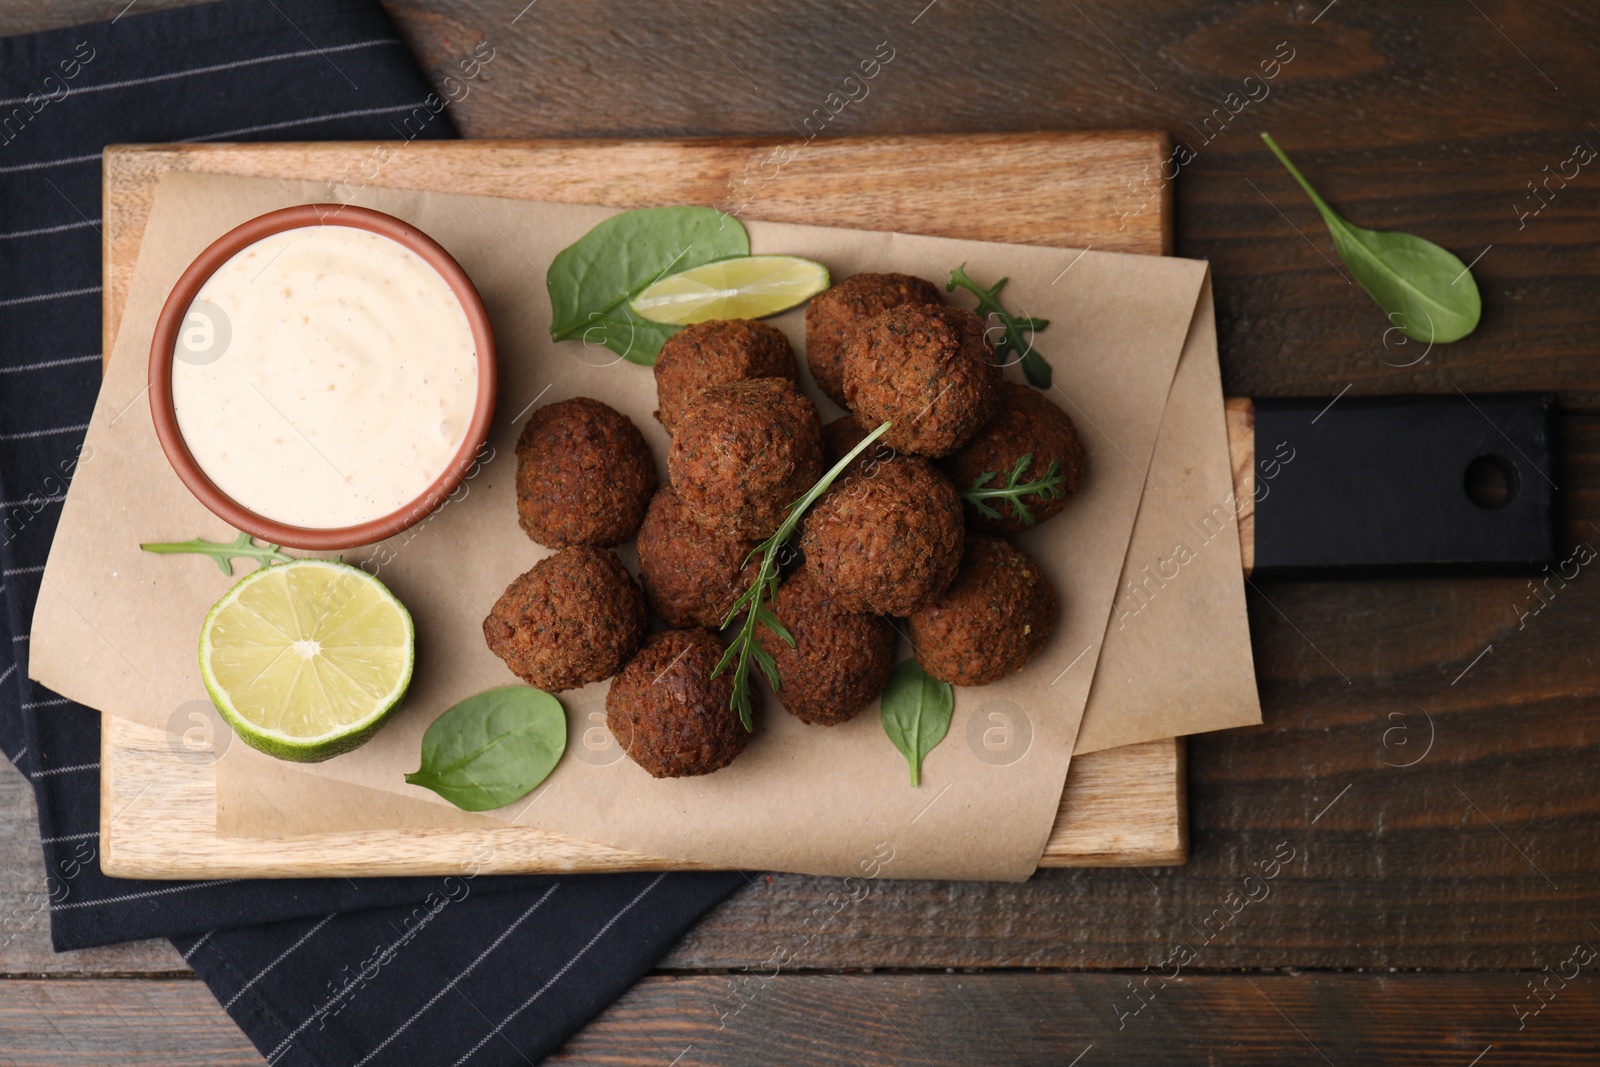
<box><xmin>97</xmin><ymin>712</ymin><xmax>116</xmax><ymax>876</ymax></box>
<box><xmin>1155</xmin><ymin>130</ymin><xmax>1175</xmax><ymax>256</ymax></box>
<box><xmin>101</xmin><ymin>149</ymin><xmax>113</xmax><ymax>361</ymax></box>
<box><xmin>97</xmin><ymin>717</ymin><xmax>698</xmax><ymax>878</ymax></box>
<box><xmin>1227</xmin><ymin>397</ymin><xmax>1257</xmax><ymax>577</ymax></box>
<box><xmin>100</xmin><ymin>715</ymin><xmax>1184</xmax><ymax>878</ymax></box>
<box><xmin>1040</xmin><ymin>738</ymin><xmax>1185</xmax><ymax>868</ymax></box>
<box><xmin>101</xmin><ymin>132</ymin><xmax>1173</xmax><ymax>359</ymax></box>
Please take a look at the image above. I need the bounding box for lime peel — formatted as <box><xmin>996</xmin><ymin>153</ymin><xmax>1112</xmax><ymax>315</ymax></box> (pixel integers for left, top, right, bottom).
<box><xmin>199</xmin><ymin>559</ymin><xmax>414</xmax><ymax>763</ymax></box>
<box><xmin>630</xmin><ymin>255</ymin><xmax>830</xmax><ymax>324</ymax></box>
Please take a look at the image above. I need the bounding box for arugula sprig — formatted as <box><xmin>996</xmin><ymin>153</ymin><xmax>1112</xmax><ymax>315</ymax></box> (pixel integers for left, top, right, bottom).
<box><xmin>714</xmin><ymin>419</ymin><xmax>893</xmax><ymax>730</ymax></box>
<box><xmin>960</xmin><ymin>452</ymin><xmax>1067</xmax><ymax>527</ymax></box>
<box><xmin>947</xmin><ymin>264</ymin><xmax>1053</xmax><ymax>388</ymax></box>
<box><xmin>140</xmin><ymin>531</ymin><xmax>299</xmax><ymax>576</ymax></box>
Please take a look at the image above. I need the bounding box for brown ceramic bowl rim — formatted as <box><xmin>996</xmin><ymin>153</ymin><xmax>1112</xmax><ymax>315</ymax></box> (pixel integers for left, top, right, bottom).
<box><xmin>148</xmin><ymin>204</ymin><xmax>497</xmax><ymax>551</ymax></box>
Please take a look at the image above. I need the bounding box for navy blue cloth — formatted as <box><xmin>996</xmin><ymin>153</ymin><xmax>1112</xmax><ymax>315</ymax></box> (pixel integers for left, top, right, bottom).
<box><xmin>0</xmin><ymin>2</ymin><xmax>743</xmax><ymax>1063</ymax></box>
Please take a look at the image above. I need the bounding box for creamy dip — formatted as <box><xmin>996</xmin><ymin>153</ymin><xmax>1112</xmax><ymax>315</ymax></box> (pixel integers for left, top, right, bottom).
<box><xmin>171</xmin><ymin>225</ymin><xmax>478</xmax><ymax>529</ymax></box>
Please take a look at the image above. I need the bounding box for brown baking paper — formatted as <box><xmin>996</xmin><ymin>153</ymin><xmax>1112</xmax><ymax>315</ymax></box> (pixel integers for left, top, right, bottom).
<box><xmin>216</xmin><ymin>274</ymin><xmax>1257</xmax><ymax>838</ymax></box>
<box><xmin>32</xmin><ymin>170</ymin><xmax>1223</xmax><ymax>880</ymax></box>
<box><xmin>1074</xmin><ymin>276</ymin><xmax>1261</xmax><ymax>752</ymax></box>
<box><xmin>220</xmin><ymin>270</ymin><xmax>1259</xmax><ymax>824</ymax></box>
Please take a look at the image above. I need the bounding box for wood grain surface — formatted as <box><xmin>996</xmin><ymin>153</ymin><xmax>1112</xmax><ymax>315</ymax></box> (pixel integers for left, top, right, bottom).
<box><xmin>5</xmin><ymin>0</ymin><xmax>1600</xmax><ymax>1064</ymax></box>
<box><xmin>96</xmin><ymin>133</ymin><xmax>1190</xmax><ymax>879</ymax></box>
<box><xmin>100</xmin><ymin>719</ymin><xmax>1188</xmax><ymax>876</ymax></box>
<box><xmin>98</xmin><ymin>134</ymin><xmax>1170</xmax><ymax>354</ymax></box>
<box><xmin>3</xmin><ymin>973</ymin><xmax>1597</xmax><ymax>1066</ymax></box>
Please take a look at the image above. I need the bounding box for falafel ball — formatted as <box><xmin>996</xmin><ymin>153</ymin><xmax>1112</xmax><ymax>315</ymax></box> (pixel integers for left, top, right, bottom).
<box><xmin>907</xmin><ymin>536</ymin><xmax>1057</xmax><ymax>686</ymax></box>
<box><xmin>805</xmin><ymin>272</ymin><xmax>944</xmax><ymax>407</ymax></box>
<box><xmin>799</xmin><ymin>455</ymin><xmax>964</xmax><ymax>617</ymax></box>
<box><xmin>606</xmin><ymin>629</ymin><xmax>753</xmax><ymax>778</ymax></box>
<box><xmin>821</xmin><ymin>414</ymin><xmax>870</xmax><ymax>465</ymax></box>
<box><xmin>483</xmin><ymin>545</ymin><xmax>647</xmax><ymax>692</ymax></box>
<box><xmin>515</xmin><ymin>397</ymin><xmax>657</xmax><ymax>548</ymax></box>
<box><xmin>939</xmin><ymin>383</ymin><xmax>1089</xmax><ymax>533</ymax></box>
<box><xmin>821</xmin><ymin>413</ymin><xmax>899</xmax><ymax>476</ymax></box>
<box><xmin>636</xmin><ymin>485</ymin><xmax>762</xmax><ymax>628</ymax></box>
<box><xmin>842</xmin><ymin>303</ymin><xmax>1001</xmax><ymax>458</ymax></box>
<box><xmin>756</xmin><ymin>566</ymin><xmax>895</xmax><ymax>726</ymax></box>
<box><xmin>654</xmin><ymin>319</ymin><xmax>797</xmax><ymax>434</ymax></box>
<box><xmin>667</xmin><ymin>377</ymin><xmax>824</xmax><ymax>538</ymax></box>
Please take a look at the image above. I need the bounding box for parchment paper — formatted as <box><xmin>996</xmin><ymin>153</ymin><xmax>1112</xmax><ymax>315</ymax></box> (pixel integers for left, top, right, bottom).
<box><xmin>217</xmin><ymin>274</ymin><xmax>1257</xmax><ymax>836</ymax></box>
<box><xmin>221</xmin><ymin>271</ymin><xmax>1259</xmax><ymax>822</ymax></box>
<box><xmin>1074</xmin><ymin>277</ymin><xmax>1261</xmax><ymax>752</ymax></box>
<box><xmin>32</xmin><ymin>170</ymin><xmax>1223</xmax><ymax>880</ymax></box>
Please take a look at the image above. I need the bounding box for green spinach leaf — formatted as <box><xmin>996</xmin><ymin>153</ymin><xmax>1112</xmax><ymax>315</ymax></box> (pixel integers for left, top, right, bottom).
<box><xmin>879</xmin><ymin>659</ymin><xmax>953</xmax><ymax>787</ymax></box>
<box><xmin>547</xmin><ymin>206</ymin><xmax>750</xmax><ymax>365</ymax></box>
<box><xmin>405</xmin><ymin>686</ymin><xmax>566</xmax><ymax>811</ymax></box>
<box><xmin>1262</xmin><ymin>133</ymin><xmax>1481</xmax><ymax>345</ymax></box>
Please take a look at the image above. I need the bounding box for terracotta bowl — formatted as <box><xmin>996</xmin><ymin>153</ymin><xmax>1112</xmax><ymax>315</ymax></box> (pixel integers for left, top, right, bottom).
<box><xmin>148</xmin><ymin>204</ymin><xmax>497</xmax><ymax>551</ymax></box>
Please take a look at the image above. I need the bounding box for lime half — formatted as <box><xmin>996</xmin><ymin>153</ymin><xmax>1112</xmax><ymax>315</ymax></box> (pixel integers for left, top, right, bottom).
<box><xmin>631</xmin><ymin>255</ymin><xmax>830</xmax><ymax>324</ymax></box>
<box><xmin>199</xmin><ymin>559</ymin><xmax>414</xmax><ymax>763</ymax></box>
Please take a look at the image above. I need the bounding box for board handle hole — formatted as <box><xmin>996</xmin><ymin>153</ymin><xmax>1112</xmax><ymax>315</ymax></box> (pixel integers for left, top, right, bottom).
<box><xmin>1465</xmin><ymin>454</ymin><xmax>1520</xmax><ymax>510</ymax></box>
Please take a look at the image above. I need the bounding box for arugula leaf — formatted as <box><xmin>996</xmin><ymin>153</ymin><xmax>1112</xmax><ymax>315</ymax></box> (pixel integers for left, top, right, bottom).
<box><xmin>547</xmin><ymin>207</ymin><xmax>750</xmax><ymax>365</ymax></box>
<box><xmin>879</xmin><ymin>659</ymin><xmax>953</xmax><ymax>787</ymax></box>
<box><xmin>961</xmin><ymin>452</ymin><xmax>1068</xmax><ymax>527</ymax></box>
<box><xmin>1261</xmin><ymin>133</ymin><xmax>1481</xmax><ymax>345</ymax></box>
<box><xmin>947</xmin><ymin>264</ymin><xmax>1053</xmax><ymax>388</ymax></box>
<box><xmin>140</xmin><ymin>531</ymin><xmax>298</xmax><ymax>576</ymax></box>
<box><xmin>405</xmin><ymin>686</ymin><xmax>566</xmax><ymax>812</ymax></box>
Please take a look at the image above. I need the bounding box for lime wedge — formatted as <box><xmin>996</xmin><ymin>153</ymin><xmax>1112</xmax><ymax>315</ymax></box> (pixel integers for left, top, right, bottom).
<box><xmin>199</xmin><ymin>559</ymin><xmax>414</xmax><ymax>763</ymax></box>
<box><xmin>631</xmin><ymin>255</ymin><xmax>830</xmax><ymax>324</ymax></box>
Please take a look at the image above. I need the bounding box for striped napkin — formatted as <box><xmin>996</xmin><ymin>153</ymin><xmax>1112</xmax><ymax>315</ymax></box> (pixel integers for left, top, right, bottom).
<box><xmin>0</xmin><ymin>2</ymin><xmax>742</xmax><ymax>1062</ymax></box>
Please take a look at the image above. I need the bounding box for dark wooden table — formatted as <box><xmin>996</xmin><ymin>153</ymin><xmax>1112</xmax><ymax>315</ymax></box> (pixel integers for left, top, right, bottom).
<box><xmin>5</xmin><ymin>1</ymin><xmax>1600</xmax><ymax>1063</ymax></box>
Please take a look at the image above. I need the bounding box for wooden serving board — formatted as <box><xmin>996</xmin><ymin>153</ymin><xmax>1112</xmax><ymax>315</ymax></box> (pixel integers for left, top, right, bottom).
<box><xmin>98</xmin><ymin>133</ymin><xmax>1199</xmax><ymax>878</ymax></box>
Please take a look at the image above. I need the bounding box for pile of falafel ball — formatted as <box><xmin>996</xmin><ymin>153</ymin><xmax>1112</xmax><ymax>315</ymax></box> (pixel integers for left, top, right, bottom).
<box><xmin>483</xmin><ymin>273</ymin><xmax>1088</xmax><ymax>780</ymax></box>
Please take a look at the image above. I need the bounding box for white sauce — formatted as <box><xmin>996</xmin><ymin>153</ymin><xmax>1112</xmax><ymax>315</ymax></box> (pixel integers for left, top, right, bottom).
<box><xmin>171</xmin><ymin>225</ymin><xmax>478</xmax><ymax>529</ymax></box>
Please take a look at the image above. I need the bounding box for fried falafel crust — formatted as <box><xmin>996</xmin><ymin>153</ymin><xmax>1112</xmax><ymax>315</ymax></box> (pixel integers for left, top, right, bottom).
<box><xmin>907</xmin><ymin>536</ymin><xmax>1057</xmax><ymax>686</ymax></box>
<box><xmin>654</xmin><ymin>318</ymin><xmax>797</xmax><ymax>434</ymax></box>
<box><xmin>820</xmin><ymin>413</ymin><xmax>905</xmax><ymax>482</ymax></box>
<box><xmin>842</xmin><ymin>303</ymin><xmax>1001</xmax><ymax>458</ymax></box>
<box><xmin>799</xmin><ymin>454</ymin><xmax>964</xmax><ymax>617</ymax></box>
<box><xmin>606</xmin><ymin>629</ymin><xmax>753</xmax><ymax>778</ymax></box>
<box><xmin>482</xmin><ymin>545</ymin><xmax>647</xmax><ymax>692</ymax></box>
<box><xmin>756</xmin><ymin>566</ymin><xmax>894</xmax><ymax>726</ymax></box>
<box><xmin>940</xmin><ymin>383</ymin><xmax>1088</xmax><ymax>533</ymax></box>
<box><xmin>515</xmin><ymin>397</ymin><xmax>657</xmax><ymax>548</ymax></box>
<box><xmin>820</xmin><ymin>414</ymin><xmax>870</xmax><ymax>465</ymax></box>
<box><xmin>636</xmin><ymin>485</ymin><xmax>763</xmax><ymax>628</ymax></box>
<box><xmin>667</xmin><ymin>376</ymin><xmax>824</xmax><ymax>539</ymax></box>
<box><xmin>805</xmin><ymin>272</ymin><xmax>944</xmax><ymax>407</ymax></box>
